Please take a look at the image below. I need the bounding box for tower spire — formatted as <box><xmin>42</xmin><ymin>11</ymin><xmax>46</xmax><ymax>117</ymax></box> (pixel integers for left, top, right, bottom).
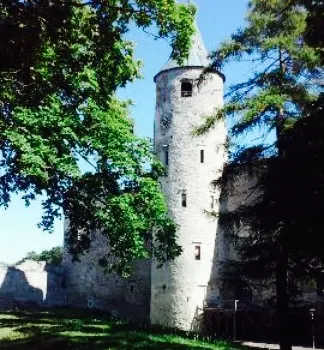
<box><xmin>154</xmin><ymin>23</ymin><xmax>210</xmax><ymax>81</ymax></box>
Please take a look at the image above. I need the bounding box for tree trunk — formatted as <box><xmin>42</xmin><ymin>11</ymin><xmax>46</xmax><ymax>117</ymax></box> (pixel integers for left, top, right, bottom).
<box><xmin>275</xmin><ymin>50</ymin><xmax>292</xmax><ymax>349</ymax></box>
<box><xmin>276</xmin><ymin>247</ymin><xmax>292</xmax><ymax>350</ymax></box>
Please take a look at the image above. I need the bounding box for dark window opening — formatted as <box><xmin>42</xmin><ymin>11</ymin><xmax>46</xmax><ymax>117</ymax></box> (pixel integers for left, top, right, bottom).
<box><xmin>235</xmin><ymin>283</ymin><xmax>252</xmax><ymax>302</ymax></box>
<box><xmin>87</xmin><ymin>299</ymin><xmax>94</xmax><ymax>308</ymax></box>
<box><xmin>211</xmin><ymin>195</ymin><xmax>214</xmax><ymax>209</ymax></box>
<box><xmin>165</xmin><ymin>150</ymin><xmax>169</xmax><ymax>166</ymax></box>
<box><xmin>195</xmin><ymin>245</ymin><xmax>201</xmax><ymax>260</ymax></box>
<box><xmin>181</xmin><ymin>192</ymin><xmax>187</xmax><ymax>207</ymax></box>
<box><xmin>317</xmin><ymin>278</ymin><xmax>324</xmax><ymax>297</ymax></box>
<box><xmin>130</xmin><ymin>285</ymin><xmax>134</xmax><ymax>293</ymax></box>
<box><xmin>233</xmin><ymin>234</ymin><xmax>239</xmax><ymax>248</ymax></box>
<box><xmin>200</xmin><ymin>150</ymin><xmax>204</xmax><ymax>163</ymax></box>
<box><xmin>181</xmin><ymin>81</ymin><xmax>193</xmax><ymax>97</ymax></box>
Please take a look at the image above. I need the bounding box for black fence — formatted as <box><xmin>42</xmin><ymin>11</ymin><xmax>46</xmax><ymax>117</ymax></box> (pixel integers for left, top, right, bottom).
<box><xmin>203</xmin><ymin>304</ymin><xmax>324</xmax><ymax>347</ymax></box>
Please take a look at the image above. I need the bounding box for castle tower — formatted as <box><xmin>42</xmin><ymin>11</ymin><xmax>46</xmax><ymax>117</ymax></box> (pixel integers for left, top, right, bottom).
<box><xmin>150</xmin><ymin>26</ymin><xmax>227</xmax><ymax>330</ymax></box>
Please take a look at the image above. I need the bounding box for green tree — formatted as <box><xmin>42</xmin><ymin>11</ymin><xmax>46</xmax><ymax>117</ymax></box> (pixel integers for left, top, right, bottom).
<box><xmin>300</xmin><ymin>0</ymin><xmax>324</xmax><ymax>62</ymax></box>
<box><xmin>0</xmin><ymin>0</ymin><xmax>196</xmax><ymax>275</ymax></box>
<box><xmin>16</xmin><ymin>246</ymin><xmax>63</xmax><ymax>265</ymax></box>
<box><xmin>282</xmin><ymin>94</ymin><xmax>324</xmax><ymax>282</ymax></box>
<box><xmin>198</xmin><ymin>1</ymin><xmax>322</xmax><ymax>349</ymax></box>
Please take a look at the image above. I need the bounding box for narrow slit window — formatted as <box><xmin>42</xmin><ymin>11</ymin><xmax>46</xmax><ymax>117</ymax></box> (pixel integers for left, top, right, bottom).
<box><xmin>181</xmin><ymin>81</ymin><xmax>193</xmax><ymax>97</ymax></box>
<box><xmin>195</xmin><ymin>245</ymin><xmax>201</xmax><ymax>260</ymax></box>
<box><xmin>165</xmin><ymin>150</ymin><xmax>169</xmax><ymax>166</ymax></box>
<box><xmin>233</xmin><ymin>234</ymin><xmax>239</xmax><ymax>248</ymax></box>
<box><xmin>200</xmin><ymin>150</ymin><xmax>204</xmax><ymax>163</ymax></box>
<box><xmin>211</xmin><ymin>195</ymin><xmax>214</xmax><ymax>209</ymax></box>
<box><xmin>181</xmin><ymin>192</ymin><xmax>187</xmax><ymax>207</ymax></box>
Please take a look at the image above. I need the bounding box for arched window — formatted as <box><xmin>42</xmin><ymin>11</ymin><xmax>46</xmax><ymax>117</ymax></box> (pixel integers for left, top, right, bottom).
<box><xmin>181</xmin><ymin>81</ymin><xmax>193</xmax><ymax>97</ymax></box>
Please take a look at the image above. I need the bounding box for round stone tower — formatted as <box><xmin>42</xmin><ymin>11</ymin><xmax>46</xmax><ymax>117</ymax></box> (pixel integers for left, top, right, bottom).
<box><xmin>150</xmin><ymin>26</ymin><xmax>227</xmax><ymax>331</ymax></box>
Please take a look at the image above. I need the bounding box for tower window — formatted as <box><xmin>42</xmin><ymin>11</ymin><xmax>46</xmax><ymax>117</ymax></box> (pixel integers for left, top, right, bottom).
<box><xmin>181</xmin><ymin>81</ymin><xmax>193</xmax><ymax>97</ymax></box>
<box><xmin>200</xmin><ymin>150</ymin><xmax>204</xmax><ymax>163</ymax></box>
<box><xmin>181</xmin><ymin>192</ymin><xmax>187</xmax><ymax>207</ymax></box>
<box><xmin>211</xmin><ymin>195</ymin><xmax>215</xmax><ymax>209</ymax></box>
<box><xmin>195</xmin><ymin>245</ymin><xmax>201</xmax><ymax>260</ymax></box>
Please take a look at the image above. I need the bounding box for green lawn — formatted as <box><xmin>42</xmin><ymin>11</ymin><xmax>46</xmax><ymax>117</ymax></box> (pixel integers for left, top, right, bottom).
<box><xmin>0</xmin><ymin>309</ymin><xmax>235</xmax><ymax>350</ymax></box>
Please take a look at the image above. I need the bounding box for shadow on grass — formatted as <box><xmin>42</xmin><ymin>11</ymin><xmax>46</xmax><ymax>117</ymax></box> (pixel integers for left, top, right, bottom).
<box><xmin>0</xmin><ymin>311</ymin><xmax>229</xmax><ymax>350</ymax></box>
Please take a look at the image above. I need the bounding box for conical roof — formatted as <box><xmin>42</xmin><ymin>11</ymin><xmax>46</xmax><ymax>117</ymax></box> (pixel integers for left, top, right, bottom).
<box><xmin>154</xmin><ymin>25</ymin><xmax>210</xmax><ymax>80</ymax></box>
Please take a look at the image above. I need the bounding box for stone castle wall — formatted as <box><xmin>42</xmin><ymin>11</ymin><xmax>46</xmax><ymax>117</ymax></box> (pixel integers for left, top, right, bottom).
<box><xmin>207</xmin><ymin>167</ymin><xmax>322</xmax><ymax>307</ymax></box>
<box><xmin>206</xmin><ymin>169</ymin><xmax>263</xmax><ymax>306</ymax></box>
<box><xmin>63</xmin><ymin>230</ymin><xmax>151</xmax><ymax>321</ymax></box>
<box><xmin>0</xmin><ymin>260</ymin><xmax>66</xmax><ymax>309</ymax></box>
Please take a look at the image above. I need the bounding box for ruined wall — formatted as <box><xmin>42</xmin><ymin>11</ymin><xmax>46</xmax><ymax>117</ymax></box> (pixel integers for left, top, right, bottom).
<box><xmin>205</xmin><ymin>169</ymin><xmax>263</xmax><ymax>307</ymax></box>
<box><xmin>0</xmin><ymin>260</ymin><xmax>66</xmax><ymax>309</ymax></box>
<box><xmin>207</xmin><ymin>167</ymin><xmax>322</xmax><ymax>308</ymax></box>
<box><xmin>63</xmin><ymin>229</ymin><xmax>151</xmax><ymax>321</ymax></box>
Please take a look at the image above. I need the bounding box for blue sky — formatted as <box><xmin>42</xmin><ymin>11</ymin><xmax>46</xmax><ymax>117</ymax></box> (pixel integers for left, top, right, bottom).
<box><xmin>0</xmin><ymin>0</ymin><xmax>250</xmax><ymax>264</ymax></box>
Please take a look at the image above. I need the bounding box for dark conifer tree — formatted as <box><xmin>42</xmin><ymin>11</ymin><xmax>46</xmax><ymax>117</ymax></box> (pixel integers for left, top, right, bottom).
<box><xmin>197</xmin><ymin>1</ymin><xmax>323</xmax><ymax>348</ymax></box>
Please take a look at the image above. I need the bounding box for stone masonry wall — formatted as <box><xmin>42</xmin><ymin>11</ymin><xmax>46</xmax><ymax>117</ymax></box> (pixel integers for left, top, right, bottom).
<box><xmin>151</xmin><ymin>67</ymin><xmax>226</xmax><ymax>331</ymax></box>
<box><xmin>0</xmin><ymin>260</ymin><xmax>66</xmax><ymax>309</ymax></box>
<box><xmin>207</xmin><ymin>167</ymin><xmax>322</xmax><ymax>307</ymax></box>
<box><xmin>205</xmin><ymin>169</ymin><xmax>263</xmax><ymax>306</ymax></box>
<box><xmin>63</xmin><ymin>229</ymin><xmax>151</xmax><ymax>322</ymax></box>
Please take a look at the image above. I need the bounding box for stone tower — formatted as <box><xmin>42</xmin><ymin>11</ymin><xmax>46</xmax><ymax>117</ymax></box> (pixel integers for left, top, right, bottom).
<box><xmin>150</xmin><ymin>26</ymin><xmax>227</xmax><ymax>330</ymax></box>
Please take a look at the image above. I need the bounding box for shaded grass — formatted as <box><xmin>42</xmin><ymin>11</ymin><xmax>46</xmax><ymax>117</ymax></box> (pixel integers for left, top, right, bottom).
<box><xmin>0</xmin><ymin>309</ymin><xmax>236</xmax><ymax>350</ymax></box>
